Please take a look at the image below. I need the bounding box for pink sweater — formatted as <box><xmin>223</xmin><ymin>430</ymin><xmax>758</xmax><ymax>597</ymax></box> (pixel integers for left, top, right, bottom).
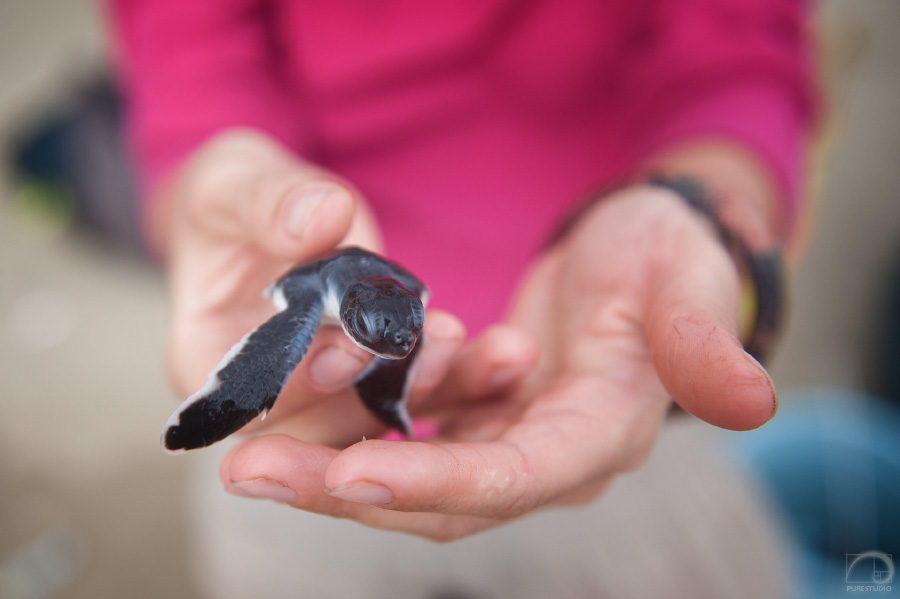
<box><xmin>107</xmin><ymin>0</ymin><xmax>816</xmax><ymax>332</ymax></box>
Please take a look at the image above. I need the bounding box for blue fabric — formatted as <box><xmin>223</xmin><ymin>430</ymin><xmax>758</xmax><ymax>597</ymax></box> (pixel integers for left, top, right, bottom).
<box><xmin>731</xmin><ymin>389</ymin><xmax>900</xmax><ymax>598</ymax></box>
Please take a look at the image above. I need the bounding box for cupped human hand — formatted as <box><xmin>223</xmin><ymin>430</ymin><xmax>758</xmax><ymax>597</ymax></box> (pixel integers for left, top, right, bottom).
<box><xmin>159</xmin><ymin>129</ymin><xmax>476</xmax><ymax>447</ymax></box>
<box><xmin>219</xmin><ymin>184</ymin><xmax>778</xmax><ymax>541</ymax></box>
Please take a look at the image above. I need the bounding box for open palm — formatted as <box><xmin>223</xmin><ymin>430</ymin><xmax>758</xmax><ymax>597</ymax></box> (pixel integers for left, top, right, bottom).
<box><xmin>220</xmin><ymin>184</ymin><xmax>778</xmax><ymax>540</ymax></box>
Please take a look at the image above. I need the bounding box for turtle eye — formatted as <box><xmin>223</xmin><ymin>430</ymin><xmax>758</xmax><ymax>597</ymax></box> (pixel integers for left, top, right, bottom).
<box><xmin>355</xmin><ymin>309</ymin><xmax>385</xmax><ymax>343</ymax></box>
<box><xmin>408</xmin><ymin>298</ymin><xmax>425</xmax><ymax>333</ymax></box>
<box><xmin>354</xmin><ymin>310</ymin><xmax>369</xmax><ymax>338</ymax></box>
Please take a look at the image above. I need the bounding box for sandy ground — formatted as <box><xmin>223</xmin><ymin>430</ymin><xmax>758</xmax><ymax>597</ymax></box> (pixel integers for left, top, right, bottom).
<box><xmin>0</xmin><ymin>1</ymin><xmax>898</xmax><ymax>597</ymax></box>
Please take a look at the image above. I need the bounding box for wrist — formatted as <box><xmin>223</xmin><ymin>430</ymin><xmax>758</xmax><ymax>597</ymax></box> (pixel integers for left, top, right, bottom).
<box><xmin>638</xmin><ymin>139</ymin><xmax>790</xmax><ymax>250</ymax></box>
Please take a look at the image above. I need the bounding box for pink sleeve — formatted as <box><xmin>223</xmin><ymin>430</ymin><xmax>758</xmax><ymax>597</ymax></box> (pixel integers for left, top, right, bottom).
<box><xmin>105</xmin><ymin>0</ymin><xmax>300</xmax><ymax>195</ymax></box>
<box><xmin>621</xmin><ymin>0</ymin><xmax>819</xmax><ymax>230</ymax></box>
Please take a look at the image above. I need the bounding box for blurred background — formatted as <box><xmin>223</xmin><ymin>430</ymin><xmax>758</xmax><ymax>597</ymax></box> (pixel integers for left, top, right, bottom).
<box><xmin>0</xmin><ymin>1</ymin><xmax>898</xmax><ymax>598</ymax></box>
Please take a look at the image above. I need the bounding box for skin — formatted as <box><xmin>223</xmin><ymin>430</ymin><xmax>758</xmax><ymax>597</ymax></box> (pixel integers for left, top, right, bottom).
<box><xmin>153</xmin><ymin>128</ymin><xmax>783</xmax><ymax>542</ymax></box>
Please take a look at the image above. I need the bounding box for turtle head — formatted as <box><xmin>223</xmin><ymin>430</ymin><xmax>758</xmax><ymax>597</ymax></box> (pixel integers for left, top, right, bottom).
<box><xmin>340</xmin><ymin>277</ymin><xmax>425</xmax><ymax>359</ymax></box>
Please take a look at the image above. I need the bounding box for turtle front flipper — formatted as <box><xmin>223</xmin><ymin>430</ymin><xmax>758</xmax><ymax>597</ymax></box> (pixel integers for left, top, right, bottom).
<box><xmin>353</xmin><ymin>341</ymin><xmax>422</xmax><ymax>437</ymax></box>
<box><xmin>162</xmin><ymin>291</ymin><xmax>323</xmax><ymax>453</ymax></box>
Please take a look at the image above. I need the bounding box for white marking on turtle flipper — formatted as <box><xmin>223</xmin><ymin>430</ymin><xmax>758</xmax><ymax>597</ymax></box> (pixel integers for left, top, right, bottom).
<box><xmin>160</xmin><ymin>327</ymin><xmax>257</xmax><ymax>454</ymax></box>
<box><xmin>163</xmin><ymin>249</ymin><xmax>429</xmax><ymax>451</ymax></box>
<box><xmin>266</xmin><ymin>282</ymin><xmax>289</xmax><ymax>312</ymax></box>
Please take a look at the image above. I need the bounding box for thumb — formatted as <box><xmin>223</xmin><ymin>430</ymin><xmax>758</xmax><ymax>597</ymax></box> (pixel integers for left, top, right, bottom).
<box><xmin>243</xmin><ymin>178</ymin><xmax>357</xmax><ymax>261</ymax></box>
<box><xmin>177</xmin><ymin>130</ymin><xmax>357</xmax><ymax>262</ymax></box>
<box><xmin>644</xmin><ymin>242</ymin><xmax>777</xmax><ymax>431</ymax></box>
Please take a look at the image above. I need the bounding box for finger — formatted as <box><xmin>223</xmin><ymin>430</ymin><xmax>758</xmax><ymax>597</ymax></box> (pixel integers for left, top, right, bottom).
<box><xmin>305</xmin><ymin>310</ymin><xmax>465</xmax><ymax>440</ymax></box>
<box><xmin>302</xmin><ymin>326</ymin><xmax>375</xmax><ymax>392</ymax></box>
<box><xmin>425</xmin><ymin>324</ymin><xmax>539</xmax><ymax>408</ymax></box>
<box><xmin>181</xmin><ymin>130</ymin><xmax>357</xmax><ymax>263</ymax></box>
<box><xmin>644</xmin><ymin>237</ymin><xmax>777</xmax><ymax>431</ymax></box>
<box><xmin>405</xmin><ymin>310</ymin><xmax>466</xmax><ymax>394</ymax></box>
<box><xmin>245</xmin><ymin>310</ymin><xmax>465</xmax><ymax>445</ymax></box>
<box><xmin>323</xmin><ymin>376</ymin><xmax>668</xmax><ymax>518</ymax></box>
<box><xmin>292</xmin><ymin>309</ymin><xmax>464</xmax><ymax>399</ymax></box>
<box><xmin>221</xmin><ymin>434</ymin><xmax>497</xmax><ymax>541</ymax></box>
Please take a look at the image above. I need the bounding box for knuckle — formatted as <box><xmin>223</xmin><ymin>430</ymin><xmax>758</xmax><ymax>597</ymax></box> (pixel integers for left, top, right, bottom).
<box><xmin>174</xmin><ymin>129</ymin><xmax>294</xmax><ymax>228</ymax></box>
<box><xmin>483</xmin><ymin>442</ymin><xmax>540</xmax><ymax>519</ymax></box>
<box><xmin>201</xmin><ymin>128</ymin><xmax>284</xmax><ymax>161</ymax></box>
<box><xmin>246</xmin><ymin>169</ymin><xmax>302</xmax><ymax>210</ymax></box>
<box><xmin>441</xmin><ymin>442</ymin><xmax>540</xmax><ymax>521</ymax></box>
<box><xmin>175</xmin><ymin>156</ymin><xmax>246</xmax><ymax>227</ymax></box>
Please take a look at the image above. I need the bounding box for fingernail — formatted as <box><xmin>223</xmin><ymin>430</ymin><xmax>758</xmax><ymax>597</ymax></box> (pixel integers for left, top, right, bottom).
<box><xmin>228</xmin><ymin>478</ymin><xmax>298</xmax><ymax>504</ymax></box>
<box><xmin>308</xmin><ymin>346</ymin><xmax>367</xmax><ymax>391</ymax></box>
<box><xmin>326</xmin><ymin>481</ymin><xmax>394</xmax><ymax>506</ymax></box>
<box><xmin>285</xmin><ymin>185</ymin><xmax>333</xmax><ymax>237</ymax></box>
<box><xmin>747</xmin><ymin>352</ymin><xmax>779</xmax><ymax>422</ymax></box>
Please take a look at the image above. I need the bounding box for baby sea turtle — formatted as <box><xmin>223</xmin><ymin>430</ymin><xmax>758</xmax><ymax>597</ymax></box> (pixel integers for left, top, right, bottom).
<box><xmin>162</xmin><ymin>246</ymin><xmax>427</xmax><ymax>453</ymax></box>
